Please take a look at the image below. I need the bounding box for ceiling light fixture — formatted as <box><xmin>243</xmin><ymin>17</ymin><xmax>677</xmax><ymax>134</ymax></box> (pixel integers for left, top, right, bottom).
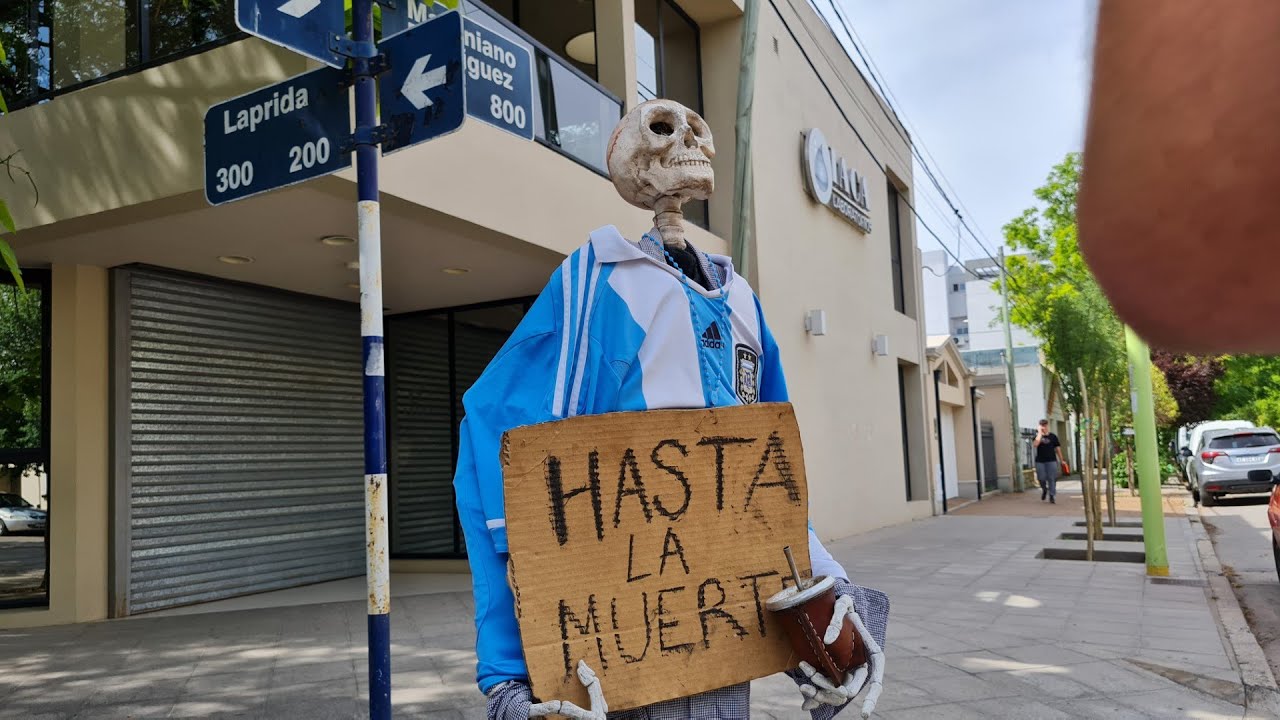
<box><xmin>346</xmin><ymin>283</ymin><xmax>361</xmax><ymax>290</ymax></box>
<box><xmin>345</xmin><ymin>260</ymin><xmax>360</xmax><ymax>270</ymax></box>
<box><xmin>320</xmin><ymin>235</ymin><xmax>355</xmax><ymax>246</ymax></box>
<box><xmin>565</xmin><ymin>31</ymin><xmax>596</xmax><ymax>65</ymax></box>
<box><xmin>218</xmin><ymin>255</ymin><xmax>254</xmax><ymax>265</ymax></box>
<box><xmin>442</xmin><ymin>267</ymin><xmax>470</xmax><ymax>275</ymax></box>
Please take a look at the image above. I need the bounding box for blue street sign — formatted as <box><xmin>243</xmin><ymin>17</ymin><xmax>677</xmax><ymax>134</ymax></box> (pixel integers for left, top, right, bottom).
<box><xmin>204</xmin><ymin>65</ymin><xmax>352</xmax><ymax>205</ymax></box>
<box><xmin>378</xmin><ymin>11</ymin><xmax>466</xmax><ymax>155</ymax></box>
<box><xmin>236</xmin><ymin>0</ymin><xmax>346</xmax><ymax>68</ymax></box>
<box><xmin>462</xmin><ymin>17</ymin><xmax>534</xmax><ymax>140</ymax></box>
<box><xmin>380</xmin><ymin>0</ymin><xmax>442</xmax><ymax>39</ymax></box>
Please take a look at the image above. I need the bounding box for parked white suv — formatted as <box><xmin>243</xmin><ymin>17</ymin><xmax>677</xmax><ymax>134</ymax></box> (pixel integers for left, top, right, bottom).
<box><xmin>1187</xmin><ymin>427</ymin><xmax>1280</xmax><ymax>506</ymax></box>
<box><xmin>1181</xmin><ymin>419</ymin><xmax>1255</xmax><ymax>483</ymax></box>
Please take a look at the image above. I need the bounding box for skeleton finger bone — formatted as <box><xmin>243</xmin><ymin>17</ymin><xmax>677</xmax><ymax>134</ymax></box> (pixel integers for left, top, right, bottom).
<box><xmin>528</xmin><ymin>700</ymin><xmax>602</xmax><ymax>720</ymax></box>
<box><xmin>527</xmin><ymin>660</ymin><xmax>608</xmax><ymax>719</ymax></box>
<box><xmin>825</xmin><ymin>594</ymin><xmax>855</xmax><ymax>645</ymax></box>
<box><xmin>849</xmin><ymin>610</ymin><xmax>886</xmax><ymax>717</ymax></box>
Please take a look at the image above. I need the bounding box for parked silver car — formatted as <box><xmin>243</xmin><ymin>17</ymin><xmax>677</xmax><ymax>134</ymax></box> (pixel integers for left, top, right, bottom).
<box><xmin>1186</xmin><ymin>427</ymin><xmax>1280</xmax><ymax>506</ymax></box>
<box><xmin>0</xmin><ymin>493</ymin><xmax>46</xmax><ymax>535</ymax></box>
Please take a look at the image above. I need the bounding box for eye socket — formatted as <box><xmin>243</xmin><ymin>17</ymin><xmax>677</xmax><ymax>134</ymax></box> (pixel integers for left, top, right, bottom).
<box><xmin>649</xmin><ymin>121</ymin><xmax>675</xmax><ymax>136</ymax></box>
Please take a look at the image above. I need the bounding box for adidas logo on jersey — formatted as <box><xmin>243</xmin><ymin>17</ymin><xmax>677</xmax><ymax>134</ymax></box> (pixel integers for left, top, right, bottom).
<box><xmin>701</xmin><ymin>323</ymin><xmax>724</xmax><ymax>349</ymax></box>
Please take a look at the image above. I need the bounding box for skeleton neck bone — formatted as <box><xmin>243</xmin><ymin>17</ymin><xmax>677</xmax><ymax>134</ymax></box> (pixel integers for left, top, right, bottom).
<box><xmin>652</xmin><ymin>195</ymin><xmax>687</xmax><ymax>249</ymax></box>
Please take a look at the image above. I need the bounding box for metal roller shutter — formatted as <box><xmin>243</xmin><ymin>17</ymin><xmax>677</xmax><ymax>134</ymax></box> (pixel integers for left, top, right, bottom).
<box><xmin>121</xmin><ymin>268</ymin><xmax>364</xmax><ymax>614</ymax></box>
<box><xmin>387</xmin><ymin>307</ymin><xmax>522</xmax><ymax>557</ymax></box>
<box><xmin>387</xmin><ymin>315</ymin><xmax>454</xmax><ymax>555</ymax></box>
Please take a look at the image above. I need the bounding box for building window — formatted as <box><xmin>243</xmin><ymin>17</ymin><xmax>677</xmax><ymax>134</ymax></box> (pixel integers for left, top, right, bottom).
<box><xmin>387</xmin><ymin>298</ymin><xmax>532</xmax><ymax>559</ymax></box>
<box><xmin>1</xmin><ymin>0</ymin><xmax>237</xmax><ymax>111</ymax></box>
<box><xmin>482</xmin><ymin>0</ymin><xmax>597</xmax><ymax>79</ymax></box>
<box><xmin>897</xmin><ymin>365</ymin><xmax>912</xmax><ymax>502</ymax></box>
<box><xmin>0</xmin><ymin>271</ymin><xmax>50</xmax><ymax>610</ymax></box>
<box><xmin>887</xmin><ymin>181</ymin><xmax>906</xmax><ymax>313</ymax></box>
<box><xmin>147</xmin><ymin>0</ymin><xmax>236</xmax><ymax>65</ymax></box>
<box><xmin>635</xmin><ymin>0</ymin><xmax>706</xmax><ymax>229</ymax></box>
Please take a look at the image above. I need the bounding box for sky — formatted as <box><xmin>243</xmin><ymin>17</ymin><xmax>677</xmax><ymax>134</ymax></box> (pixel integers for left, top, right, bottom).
<box><xmin>818</xmin><ymin>0</ymin><xmax>1096</xmax><ymax>265</ymax></box>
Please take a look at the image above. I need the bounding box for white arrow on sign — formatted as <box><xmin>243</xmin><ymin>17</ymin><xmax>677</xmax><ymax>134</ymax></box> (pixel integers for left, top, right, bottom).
<box><xmin>401</xmin><ymin>54</ymin><xmax>448</xmax><ymax>110</ymax></box>
<box><xmin>278</xmin><ymin>0</ymin><xmax>321</xmax><ymax>18</ymax></box>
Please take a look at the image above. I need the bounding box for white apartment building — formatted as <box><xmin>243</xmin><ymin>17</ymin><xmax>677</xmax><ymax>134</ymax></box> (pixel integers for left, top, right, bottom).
<box><xmin>921</xmin><ymin>251</ymin><xmax>1072</xmax><ymax>467</ymax></box>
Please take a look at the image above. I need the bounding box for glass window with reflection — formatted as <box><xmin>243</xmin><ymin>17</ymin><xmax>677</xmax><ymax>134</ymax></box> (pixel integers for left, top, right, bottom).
<box><xmin>148</xmin><ymin>0</ymin><xmax>236</xmax><ymax>64</ymax></box>
<box><xmin>635</xmin><ymin>0</ymin><xmax>706</xmax><ymax>228</ymax></box>
<box><xmin>0</xmin><ymin>0</ymin><xmax>237</xmax><ymax>111</ymax></box>
<box><xmin>634</xmin><ymin>0</ymin><xmax>702</xmax><ymax>112</ymax></box>
<box><xmin>0</xmin><ymin>271</ymin><xmax>50</xmax><ymax>610</ymax></box>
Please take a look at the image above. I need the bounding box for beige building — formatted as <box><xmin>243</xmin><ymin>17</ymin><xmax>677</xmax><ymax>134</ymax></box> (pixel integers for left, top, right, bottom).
<box><xmin>972</xmin><ymin>373</ymin><xmax>1017</xmax><ymax>490</ymax></box>
<box><xmin>0</xmin><ymin>0</ymin><xmax>930</xmax><ymax>627</ymax></box>
<box><xmin>924</xmin><ymin>336</ymin><xmax>991</xmax><ymax>508</ymax></box>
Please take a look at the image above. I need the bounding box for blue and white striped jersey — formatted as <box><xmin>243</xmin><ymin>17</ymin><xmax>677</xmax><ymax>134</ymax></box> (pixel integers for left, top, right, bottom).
<box><xmin>453</xmin><ymin>225</ymin><xmax>849</xmax><ymax>694</ymax></box>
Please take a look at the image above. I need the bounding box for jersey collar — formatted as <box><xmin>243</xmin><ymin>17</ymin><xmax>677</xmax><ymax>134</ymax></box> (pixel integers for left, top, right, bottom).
<box><xmin>588</xmin><ymin>225</ymin><xmax>736</xmax><ymax>294</ymax></box>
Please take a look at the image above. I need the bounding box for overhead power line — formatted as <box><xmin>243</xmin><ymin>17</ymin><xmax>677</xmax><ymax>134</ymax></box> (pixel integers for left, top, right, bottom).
<box><xmin>815</xmin><ymin>0</ymin><xmax>1010</xmax><ymax>275</ymax></box>
<box><xmin>770</xmin><ymin>0</ymin><xmax>1028</xmax><ymax>295</ymax></box>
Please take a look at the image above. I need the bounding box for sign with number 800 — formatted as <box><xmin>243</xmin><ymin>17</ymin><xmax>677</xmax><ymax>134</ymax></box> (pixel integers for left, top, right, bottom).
<box><xmin>463</xmin><ymin>18</ymin><xmax>533</xmax><ymax>141</ymax></box>
<box><xmin>489</xmin><ymin>96</ymin><xmax>527</xmax><ymax>129</ymax></box>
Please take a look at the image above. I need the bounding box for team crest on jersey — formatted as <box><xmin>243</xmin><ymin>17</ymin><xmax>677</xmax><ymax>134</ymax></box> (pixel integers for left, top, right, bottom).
<box><xmin>735</xmin><ymin>344</ymin><xmax>759</xmax><ymax>404</ymax></box>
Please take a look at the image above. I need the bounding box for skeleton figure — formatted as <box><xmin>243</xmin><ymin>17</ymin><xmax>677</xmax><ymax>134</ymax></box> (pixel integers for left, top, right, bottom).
<box><xmin>455</xmin><ymin>100</ymin><xmax>888</xmax><ymax>720</ymax></box>
<box><xmin>606</xmin><ymin>99</ymin><xmax>716</xmax><ymax>250</ymax></box>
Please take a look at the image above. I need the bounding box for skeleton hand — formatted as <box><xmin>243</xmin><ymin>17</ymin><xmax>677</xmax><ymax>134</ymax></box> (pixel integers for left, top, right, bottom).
<box><xmin>528</xmin><ymin>660</ymin><xmax>608</xmax><ymax>719</ymax></box>
<box><xmin>797</xmin><ymin>594</ymin><xmax>885</xmax><ymax>718</ymax></box>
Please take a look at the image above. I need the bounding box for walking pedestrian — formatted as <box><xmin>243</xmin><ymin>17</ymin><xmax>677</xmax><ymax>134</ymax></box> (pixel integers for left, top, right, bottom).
<box><xmin>1034</xmin><ymin>419</ymin><xmax>1065</xmax><ymax>503</ymax></box>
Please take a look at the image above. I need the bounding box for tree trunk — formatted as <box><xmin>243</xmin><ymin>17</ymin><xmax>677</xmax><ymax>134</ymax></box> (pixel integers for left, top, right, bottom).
<box><xmin>1127</xmin><ymin>439</ymin><xmax>1137</xmax><ymax>497</ymax></box>
<box><xmin>1094</xmin><ymin>416</ymin><xmax>1103</xmax><ymax>534</ymax></box>
<box><xmin>1103</xmin><ymin>403</ymin><xmax>1116</xmax><ymax>527</ymax></box>
<box><xmin>1077</xmin><ymin>369</ymin><xmax>1095</xmax><ymax>561</ymax></box>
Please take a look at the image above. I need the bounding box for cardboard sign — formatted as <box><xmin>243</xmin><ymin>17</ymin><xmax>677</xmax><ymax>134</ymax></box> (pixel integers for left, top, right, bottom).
<box><xmin>501</xmin><ymin>403</ymin><xmax>811</xmax><ymax>712</ymax></box>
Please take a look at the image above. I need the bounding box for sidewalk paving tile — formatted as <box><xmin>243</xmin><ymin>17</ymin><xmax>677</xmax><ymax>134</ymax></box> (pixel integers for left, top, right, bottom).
<box><xmin>0</xmin><ymin>484</ymin><xmax>1251</xmax><ymax>719</ymax></box>
<box><xmin>1110</xmin><ymin>688</ymin><xmax>1247</xmax><ymax>718</ymax></box>
<box><xmin>961</xmin><ymin>697</ymin><xmax>1076</xmax><ymax>719</ymax></box>
<box><xmin>996</xmin><ymin>643</ymin><xmax>1099</xmax><ymax>667</ymax></box>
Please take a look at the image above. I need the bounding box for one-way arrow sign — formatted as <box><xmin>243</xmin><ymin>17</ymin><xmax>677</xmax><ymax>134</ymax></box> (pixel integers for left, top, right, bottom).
<box><xmin>277</xmin><ymin>0</ymin><xmax>321</xmax><ymax>18</ymax></box>
<box><xmin>237</xmin><ymin>0</ymin><xmax>345</xmax><ymax>68</ymax></box>
<box><xmin>378</xmin><ymin>11</ymin><xmax>465</xmax><ymax>155</ymax></box>
<box><xmin>401</xmin><ymin>55</ymin><xmax>448</xmax><ymax>110</ymax></box>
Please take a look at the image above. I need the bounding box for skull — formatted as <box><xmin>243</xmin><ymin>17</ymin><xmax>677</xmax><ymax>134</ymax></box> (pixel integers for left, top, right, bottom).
<box><xmin>607</xmin><ymin>99</ymin><xmax>716</xmax><ymax>212</ymax></box>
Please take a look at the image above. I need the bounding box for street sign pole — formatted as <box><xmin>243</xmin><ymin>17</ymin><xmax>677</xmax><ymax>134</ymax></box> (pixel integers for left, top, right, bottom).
<box><xmin>215</xmin><ymin>6</ymin><xmax>481</xmax><ymax>716</ymax></box>
<box><xmin>352</xmin><ymin>0</ymin><xmax>391</xmax><ymax>717</ymax></box>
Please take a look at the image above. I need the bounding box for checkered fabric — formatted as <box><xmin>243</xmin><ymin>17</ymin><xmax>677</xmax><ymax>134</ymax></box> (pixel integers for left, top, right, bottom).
<box><xmin>485</xmin><ymin>581</ymin><xmax>890</xmax><ymax>720</ymax></box>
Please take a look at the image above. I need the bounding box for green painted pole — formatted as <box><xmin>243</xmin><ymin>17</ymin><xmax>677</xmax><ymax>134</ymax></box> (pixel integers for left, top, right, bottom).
<box><xmin>1125</xmin><ymin>326</ymin><xmax>1169</xmax><ymax>576</ymax></box>
<box><xmin>731</xmin><ymin>0</ymin><xmax>759</xmax><ymax>282</ymax></box>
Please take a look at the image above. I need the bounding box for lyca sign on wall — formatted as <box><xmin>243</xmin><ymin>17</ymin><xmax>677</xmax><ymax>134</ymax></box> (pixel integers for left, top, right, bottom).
<box><xmin>801</xmin><ymin>128</ymin><xmax>873</xmax><ymax>234</ymax></box>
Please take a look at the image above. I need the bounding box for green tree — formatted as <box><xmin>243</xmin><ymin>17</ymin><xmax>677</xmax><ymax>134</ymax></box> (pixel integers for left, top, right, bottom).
<box><xmin>1214</xmin><ymin>355</ymin><xmax>1280</xmax><ymax>426</ymax></box>
<box><xmin>997</xmin><ymin>152</ymin><xmax>1127</xmax><ymax>416</ymax></box>
<box><xmin>0</xmin><ymin>38</ymin><xmax>32</xmax><ymax>288</ymax></box>
<box><xmin>1151</xmin><ymin>363</ymin><xmax>1179</xmax><ymax>427</ymax></box>
<box><xmin>1110</xmin><ymin>362</ymin><xmax>1179</xmax><ymax>429</ymax></box>
<box><xmin>0</xmin><ymin>284</ymin><xmax>40</xmax><ymax>449</ymax></box>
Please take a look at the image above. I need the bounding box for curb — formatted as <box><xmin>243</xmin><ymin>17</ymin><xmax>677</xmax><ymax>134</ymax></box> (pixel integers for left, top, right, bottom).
<box><xmin>1185</xmin><ymin>506</ymin><xmax>1280</xmax><ymax>716</ymax></box>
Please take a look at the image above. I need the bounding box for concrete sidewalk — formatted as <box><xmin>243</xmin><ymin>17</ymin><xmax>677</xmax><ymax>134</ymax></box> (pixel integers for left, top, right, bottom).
<box><xmin>0</xmin><ymin>488</ymin><xmax>1252</xmax><ymax>719</ymax></box>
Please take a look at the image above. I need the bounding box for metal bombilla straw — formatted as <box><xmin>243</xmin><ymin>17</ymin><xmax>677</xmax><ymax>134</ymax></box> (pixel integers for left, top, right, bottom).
<box><xmin>783</xmin><ymin>545</ymin><xmax>808</xmax><ymax>591</ymax></box>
